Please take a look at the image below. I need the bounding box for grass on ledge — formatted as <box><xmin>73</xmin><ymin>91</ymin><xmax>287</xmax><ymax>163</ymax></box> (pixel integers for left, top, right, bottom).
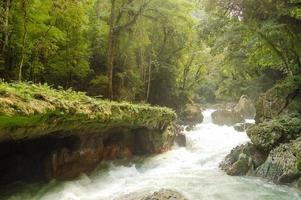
<box><xmin>0</xmin><ymin>81</ymin><xmax>177</xmax><ymax>141</ymax></box>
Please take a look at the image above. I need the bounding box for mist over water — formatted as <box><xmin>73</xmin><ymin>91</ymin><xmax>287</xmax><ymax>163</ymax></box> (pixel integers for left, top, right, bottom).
<box><xmin>3</xmin><ymin>110</ymin><xmax>301</xmax><ymax>200</ymax></box>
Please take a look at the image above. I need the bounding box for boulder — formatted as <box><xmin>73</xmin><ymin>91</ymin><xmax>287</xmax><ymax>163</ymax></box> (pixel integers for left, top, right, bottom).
<box><xmin>233</xmin><ymin>123</ymin><xmax>254</xmax><ymax>132</ymax></box>
<box><xmin>247</xmin><ymin>115</ymin><xmax>301</xmax><ymax>152</ymax></box>
<box><xmin>211</xmin><ymin>110</ymin><xmax>244</xmax><ymax>126</ymax></box>
<box><xmin>211</xmin><ymin>102</ymin><xmax>236</xmax><ymax>110</ymax></box>
<box><xmin>220</xmin><ymin>143</ymin><xmax>267</xmax><ymax>176</ymax></box>
<box><xmin>180</xmin><ymin>103</ymin><xmax>204</xmax><ymax>127</ymax></box>
<box><xmin>175</xmin><ymin>132</ymin><xmax>186</xmax><ymax>147</ymax></box>
<box><xmin>255</xmin><ymin>137</ymin><xmax>301</xmax><ymax>184</ymax></box>
<box><xmin>172</xmin><ymin>124</ymin><xmax>186</xmax><ymax>147</ymax></box>
<box><xmin>234</xmin><ymin>95</ymin><xmax>256</xmax><ymax>119</ymax></box>
<box><xmin>115</xmin><ymin>189</ymin><xmax>188</xmax><ymax>200</ymax></box>
<box><xmin>143</xmin><ymin>189</ymin><xmax>187</xmax><ymax>200</ymax></box>
<box><xmin>255</xmin><ymin>76</ymin><xmax>301</xmax><ymax>123</ymax></box>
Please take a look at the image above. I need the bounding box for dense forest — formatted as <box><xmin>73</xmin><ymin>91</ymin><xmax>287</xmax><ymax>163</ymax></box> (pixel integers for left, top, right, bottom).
<box><xmin>1</xmin><ymin>0</ymin><xmax>299</xmax><ymax>110</ymax></box>
<box><xmin>0</xmin><ymin>1</ymin><xmax>301</xmax><ymax>199</ymax></box>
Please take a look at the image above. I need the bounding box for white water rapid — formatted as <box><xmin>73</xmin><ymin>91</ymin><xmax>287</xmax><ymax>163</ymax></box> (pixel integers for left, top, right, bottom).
<box><xmin>3</xmin><ymin>110</ymin><xmax>301</xmax><ymax>200</ymax></box>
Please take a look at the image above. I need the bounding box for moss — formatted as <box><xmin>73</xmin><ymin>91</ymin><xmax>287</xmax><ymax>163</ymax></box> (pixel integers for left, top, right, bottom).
<box><xmin>247</xmin><ymin>115</ymin><xmax>301</xmax><ymax>151</ymax></box>
<box><xmin>0</xmin><ymin>81</ymin><xmax>177</xmax><ymax>141</ymax></box>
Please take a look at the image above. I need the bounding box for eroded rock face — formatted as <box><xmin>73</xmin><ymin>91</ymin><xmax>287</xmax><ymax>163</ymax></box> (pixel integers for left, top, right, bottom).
<box><xmin>180</xmin><ymin>103</ymin><xmax>204</xmax><ymax>127</ymax></box>
<box><xmin>0</xmin><ymin>125</ymin><xmax>181</xmax><ymax>185</ymax></box>
<box><xmin>255</xmin><ymin>137</ymin><xmax>301</xmax><ymax>184</ymax></box>
<box><xmin>211</xmin><ymin>110</ymin><xmax>244</xmax><ymax>126</ymax></box>
<box><xmin>220</xmin><ymin>143</ymin><xmax>267</xmax><ymax>176</ymax></box>
<box><xmin>115</xmin><ymin>189</ymin><xmax>188</xmax><ymax>200</ymax></box>
<box><xmin>234</xmin><ymin>95</ymin><xmax>256</xmax><ymax>119</ymax></box>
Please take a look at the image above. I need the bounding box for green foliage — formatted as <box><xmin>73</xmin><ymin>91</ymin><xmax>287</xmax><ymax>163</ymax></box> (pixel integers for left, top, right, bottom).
<box><xmin>0</xmin><ymin>81</ymin><xmax>176</xmax><ymax>141</ymax></box>
<box><xmin>0</xmin><ymin>0</ymin><xmax>211</xmax><ymax>109</ymax></box>
<box><xmin>247</xmin><ymin>114</ymin><xmax>301</xmax><ymax>151</ymax></box>
<box><xmin>1</xmin><ymin>0</ymin><xmax>300</xmax><ymax>108</ymax></box>
<box><xmin>198</xmin><ymin>0</ymin><xmax>301</xmax><ymax>101</ymax></box>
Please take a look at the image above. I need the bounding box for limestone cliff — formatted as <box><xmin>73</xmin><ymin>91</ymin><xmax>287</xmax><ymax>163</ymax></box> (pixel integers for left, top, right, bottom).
<box><xmin>0</xmin><ymin>82</ymin><xmax>181</xmax><ymax>185</ymax></box>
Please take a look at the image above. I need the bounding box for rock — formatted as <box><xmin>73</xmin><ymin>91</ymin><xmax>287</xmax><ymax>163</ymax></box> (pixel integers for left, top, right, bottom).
<box><xmin>185</xmin><ymin>125</ymin><xmax>194</xmax><ymax>132</ymax></box>
<box><xmin>233</xmin><ymin>123</ymin><xmax>254</xmax><ymax>132</ymax></box>
<box><xmin>247</xmin><ymin>115</ymin><xmax>301</xmax><ymax>152</ymax></box>
<box><xmin>143</xmin><ymin>189</ymin><xmax>187</xmax><ymax>200</ymax></box>
<box><xmin>234</xmin><ymin>95</ymin><xmax>256</xmax><ymax>119</ymax></box>
<box><xmin>172</xmin><ymin>124</ymin><xmax>186</xmax><ymax>147</ymax></box>
<box><xmin>134</xmin><ymin>125</ymin><xmax>180</xmax><ymax>154</ymax></box>
<box><xmin>210</xmin><ymin>102</ymin><xmax>236</xmax><ymax>110</ymax></box>
<box><xmin>255</xmin><ymin>76</ymin><xmax>301</xmax><ymax>123</ymax></box>
<box><xmin>0</xmin><ymin>124</ymin><xmax>180</xmax><ymax>185</ymax></box>
<box><xmin>115</xmin><ymin>189</ymin><xmax>187</xmax><ymax>200</ymax></box>
<box><xmin>255</xmin><ymin>137</ymin><xmax>301</xmax><ymax>184</ymax></box>
<box><xmin>180</xmin><ymin>103</ymin><xmax>204</xmax><ymax>127</ymax></box>
<box><xmin>211</xmin><ymin>110</ymin><xmax>244</xmax><ymax>126</ymax></box>
<box><xmin>220</xmin><ymin>143</ymin><xmax>267</xmax><ymax>176</ymax></box>
<box><xmin>233</xmin><ymin>123</ymin><xmax>245</xmax><ymax>132</ymax></box>
<box><xmin>175</xmin><ymin>132</ymin><xmax>186</xmax><ymax>147</ymax></box>
<box><xmin>298</xmin><ymin>178</ymin><xmax>301</xmax><ymax>189</ymax></box>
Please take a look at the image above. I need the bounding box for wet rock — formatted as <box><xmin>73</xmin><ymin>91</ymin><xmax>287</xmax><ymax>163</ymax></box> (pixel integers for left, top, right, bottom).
<box><xmin>234</xmin><ymin>95</ymin><xmax>256</xmax><ymax>119</ymax></box>
<box><xmin>115</xmin><ymin>189</ymin><xmax>188</xmax><ymax>200</ymax></box>
<box><xmin>220</xmin><ymin>143</ymin><xmax>267</xmax><ymax>176</ymax></box>
<box><xmin>175</xmin><ymin>132</ymin><xmax>186</xmax><ymax>147</ymax></box>
<box><xmin>233</xmin><ymin>123</ymin><xmax>254</xmax><ymax>132</ymax></box>
<box><xmin>0</xmin><ymin>125</ymin><xmax>180</xmax><ymax>185</ymax></box>
<box><xmin>233</xmin><ymin>123</ymin><xmax>245</xmax><ymax>132</ymax></box>
<box><xmin>185</xmin><ymin>125</ymin><xmax>194</xmax><ymax>132</ymax></box>
<box><xmin>211</xmin><ymin>110</ymin><xmax>244</xmax><ymax>126</ymax></box>
<box><xmin>143</xmin><ymin>189</ymin><xmax>187</xmax><ymax>200</ymax></box>
<box><xmin>247</xmin><ymin>115</ymin><xmax>301</xmax><ymax>152</ymax></box>
<box><xmin>255</xmin><ymin>137</ymin><xmax>301</xmax><ymax>184</ymax></box>
<box><xmin>298</xmin><ymin>178</ymin><xmax>301</xmax><ymax>189</ymax></box>
<box><xmin>134</xmin><ymin>125</ymin><xmax>179</xmax><ymax>154</ymax></box>
<box><xmin>180</xmin><ymin>103</ymin><xmax>204</xmax><ymax>127</ymax></box>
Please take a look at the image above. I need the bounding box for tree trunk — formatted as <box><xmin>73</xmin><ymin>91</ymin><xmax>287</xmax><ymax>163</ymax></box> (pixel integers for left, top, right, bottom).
<box><xmin>2</xmin><ymin>0</ymin><xmax>11</xmax><ymax>53</ymax></box>
<box><xmin>146</xmin><ymin>56</ymin><xmax>152</xmax><ymax>102</ymax></box>
<box><xmin>107</xmin><ymin>0</ymin><xmax>116</xmax><ymax>99</ymax></box>
<box><xmin>18</xmin><ymin>0</ymin><xmax>28</xmax><ymax>81</ymax></box>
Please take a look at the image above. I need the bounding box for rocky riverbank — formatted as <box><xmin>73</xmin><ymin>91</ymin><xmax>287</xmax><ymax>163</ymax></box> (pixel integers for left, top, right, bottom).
<box><xmin>0</xmin><ymin>82</ymin><xmax>182</xmax><ymax>185</ymax></box>
<box><xmin>220</xmin><ymin>115</ymin><xmax>301</xmax><ymax>188</ymax></box>
<box><xmin>221</xmin><ymin>79</ymin><xmax>301</xmax><ymax>189</ymax></box>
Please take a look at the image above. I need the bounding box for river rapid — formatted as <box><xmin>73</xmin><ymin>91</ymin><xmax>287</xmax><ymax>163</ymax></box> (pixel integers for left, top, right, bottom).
<box><xmin>2</xmin><ymin>110</ymin><xmax>301</xmax><ymax>200</ymax></box>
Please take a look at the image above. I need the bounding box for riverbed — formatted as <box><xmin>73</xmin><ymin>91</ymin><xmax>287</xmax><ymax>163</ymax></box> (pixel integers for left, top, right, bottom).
<box><xmin>2</xmin><ymin>110</ymin><xmax>301</xmax><ymax>200</ymax></box>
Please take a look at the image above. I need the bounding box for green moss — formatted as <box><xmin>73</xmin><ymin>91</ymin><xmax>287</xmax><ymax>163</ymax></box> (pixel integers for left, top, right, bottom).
<box><xmin>0</xmin><ymin>81</ymin><xmax>177</xmax><ymax>141</ymax></box>
<box><xmin>247</xmin><ymin>115</ymin><xmax>301</xmax><ymax>151</ymax></box>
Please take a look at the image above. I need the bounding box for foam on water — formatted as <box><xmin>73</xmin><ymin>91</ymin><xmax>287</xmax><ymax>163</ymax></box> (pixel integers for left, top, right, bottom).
<box><xmin>3</xmin><ymin>110</ymin><xmax>301</xmax><ymax>200</ymax></box>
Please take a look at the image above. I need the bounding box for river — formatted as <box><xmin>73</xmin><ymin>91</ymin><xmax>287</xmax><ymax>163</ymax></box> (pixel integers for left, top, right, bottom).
<box><xmin>2</xmin><ymin>110</ymin><xmax>301</xmax><ymax>200</ymax></box>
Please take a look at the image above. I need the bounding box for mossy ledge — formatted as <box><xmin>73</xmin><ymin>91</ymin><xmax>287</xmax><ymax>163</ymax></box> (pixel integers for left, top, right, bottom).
<box><xmin>0</xmin><ymin>81</ymin><xmax>176</xmax><ymax>141</ymax></box>
<box><xmin>0</xmin><ymin>82</ymin><xmax>181</xmax><ymax>185</ymax></box>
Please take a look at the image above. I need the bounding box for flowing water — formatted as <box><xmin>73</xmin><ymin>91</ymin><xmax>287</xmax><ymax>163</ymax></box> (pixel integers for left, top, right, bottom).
<box><xmin>2</xmin><ymin>110</ymin><xmax>301</xmax><ymax>200</ymax></box>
